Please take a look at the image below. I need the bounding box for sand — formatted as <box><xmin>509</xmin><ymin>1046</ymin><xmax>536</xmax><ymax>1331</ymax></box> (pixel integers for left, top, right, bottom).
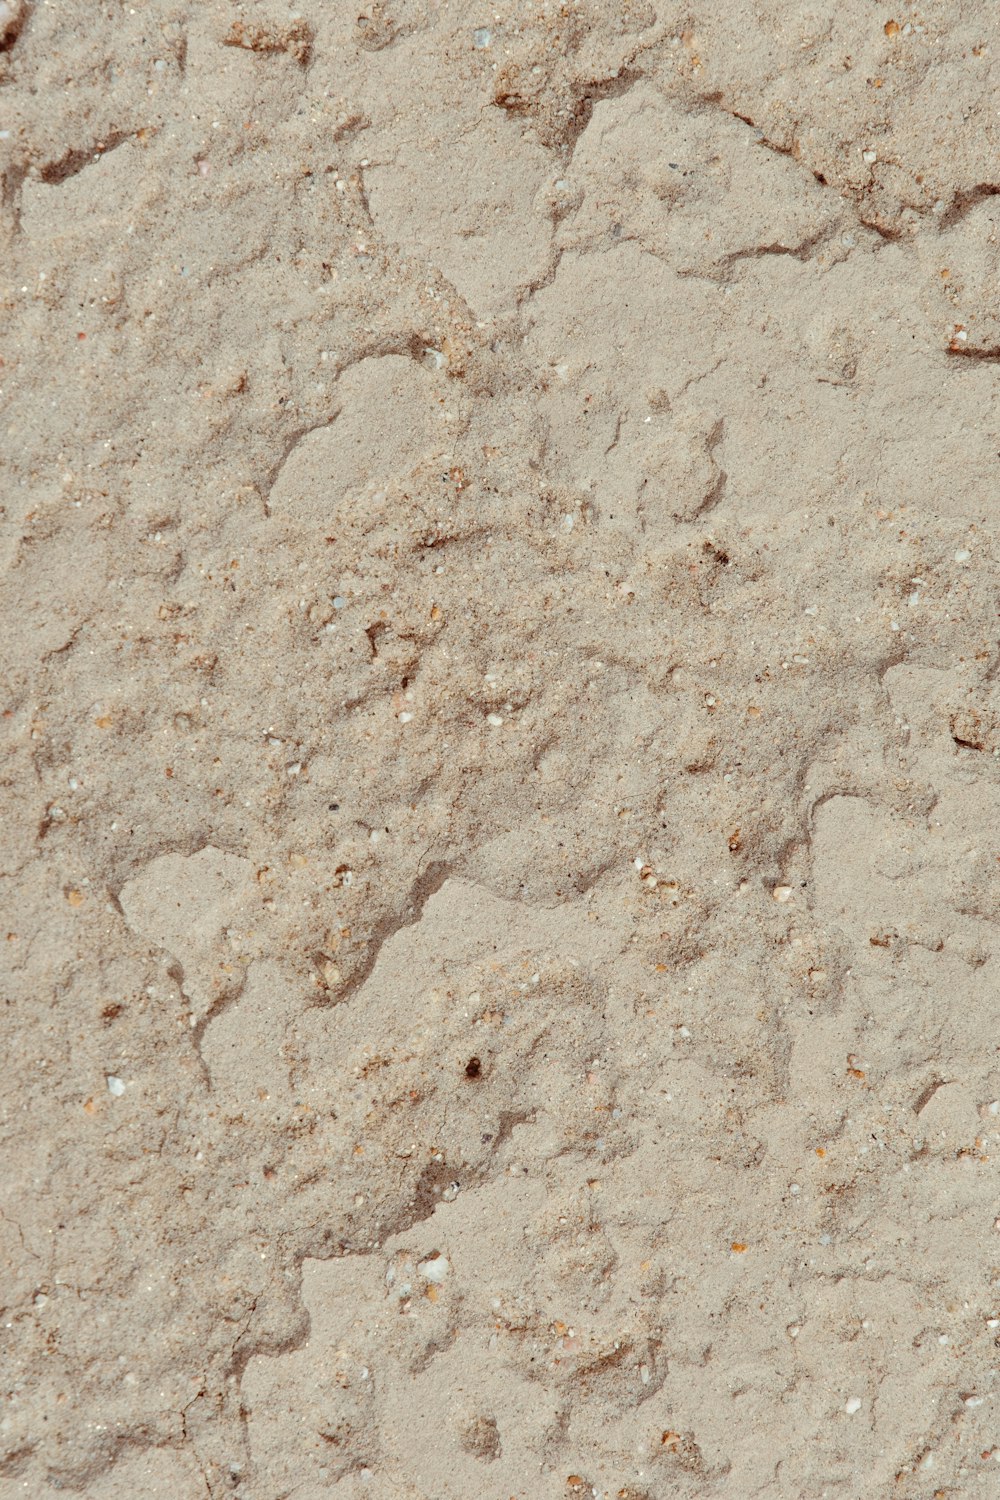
<box><xmin>2</xmin><ymin>2</ymin><xmax>1000</xmax><ymax>1497</ymax></box>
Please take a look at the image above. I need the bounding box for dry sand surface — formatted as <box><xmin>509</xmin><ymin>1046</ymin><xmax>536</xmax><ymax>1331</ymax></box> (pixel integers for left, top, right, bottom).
<box><xmin>3</xmin><ymin>1</ymin><xmax>1000</xmax><ymax>1496</ymax></box>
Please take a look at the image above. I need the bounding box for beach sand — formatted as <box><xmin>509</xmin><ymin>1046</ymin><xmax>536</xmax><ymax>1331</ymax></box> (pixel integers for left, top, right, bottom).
<box><xmin>2</xmin><ymin>3</ymin><xmax>1000</xmax><ymax>1495</ymax></box>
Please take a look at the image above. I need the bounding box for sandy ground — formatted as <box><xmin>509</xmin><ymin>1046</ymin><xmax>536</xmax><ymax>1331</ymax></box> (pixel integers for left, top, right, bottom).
<box><xmin>2</xmin><ymin>2</ymin><xmax>1000</xmax><ymax>1496</ymax></box>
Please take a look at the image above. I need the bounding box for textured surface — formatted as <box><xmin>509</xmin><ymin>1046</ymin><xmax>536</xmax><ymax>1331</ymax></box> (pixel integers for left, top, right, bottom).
<box><xmin>2</xmin><ymin>2</ymin><xmax>1000</xmax><ymax>1496</ymax></box>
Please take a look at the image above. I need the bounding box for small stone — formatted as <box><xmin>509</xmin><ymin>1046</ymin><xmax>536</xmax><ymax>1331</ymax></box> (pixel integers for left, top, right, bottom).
<box><xmin>862</xmin><ymin>150</ymin><xmax>878</xmax><ymax>164</ymax></box>
<box><xmin>772</xmin><ymin>885</ymin><xmax>793</xmax><ymax>903</ymax></box>
<box><xmin>398</xmin><ymin>711</ymin><xmax>413</xmax><ymax>723</ymax></box>
<box><xmin>419</xmin><ymin>1253</ymin><xmax>449</xmax><ymax>1283</ymax></box>
<box><xmin>106</xmin><ymin>1075</ymin><xmax>126</xmax><ymax>1097</ymax></box>
<box><xmin>954</xmin><ymin>549</ymin><xmax>971</xmax><ymax>563</ymax></box>
<box><xmin>0</xmin><ymin>2</ymin><xmax>18</xmax><ymax>40</ymax></box>
<box><xmin>472</xmin><ymin>27</ymin><xmax>492</xmax><ymax>47</ymax></box>
<box><xmin>845</xmin><ymin>1395</ymin><xmax>862</xmax><ymax>1414</ymax></box>
<box><xmin>486</xmin><ymin>713</ymin><xmax>503</xmax><ymax>727</ymax></box>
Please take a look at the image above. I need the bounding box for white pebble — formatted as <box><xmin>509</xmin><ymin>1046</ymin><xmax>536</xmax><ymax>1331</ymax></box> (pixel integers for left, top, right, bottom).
<box><xmin>862</xmin><ymin>150</ymin><xmax>877</xmax><ymax>164</ymax></box>
<box><xmin>398</xmin><ymin>712</ymin><xmax>413</xmax><ymax>724</ymax></box>
<box><xmin>954</xmin><ymin>549</ymin><xmax>971</xmax><ymax>563</ymax></box>
<box><xmin>486</xmin><ymin>713</ymin><xmax>503</xmax><ymax>727</ymax></box>
<box><xmin>332</xmin><ymin>595</ymin><xmax>347</xmax><ymax>609</ymax></box>
<box><xmin>472</xmin><ymin>27</ymin><xmax>492</xmax><ymax>47</ymax></box>
<box><xmin>845</xmin><ymin>1396</ymin><xmax>862</xmax><ymax>1414</ymax></box>
<box><xmin>106</xmin><ymin>1075</ymin><xmax>126</xmax><ymax>1097</ymax></box>
<box><xmin>772</xmin><ymin>885</ymin><xmax>793</xmax><ymax>903</ymax></box>
<box><xmin>419</xmin><ymin>1254</ymin><xmax>449</xmax><ymax>1283</ymax></box>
